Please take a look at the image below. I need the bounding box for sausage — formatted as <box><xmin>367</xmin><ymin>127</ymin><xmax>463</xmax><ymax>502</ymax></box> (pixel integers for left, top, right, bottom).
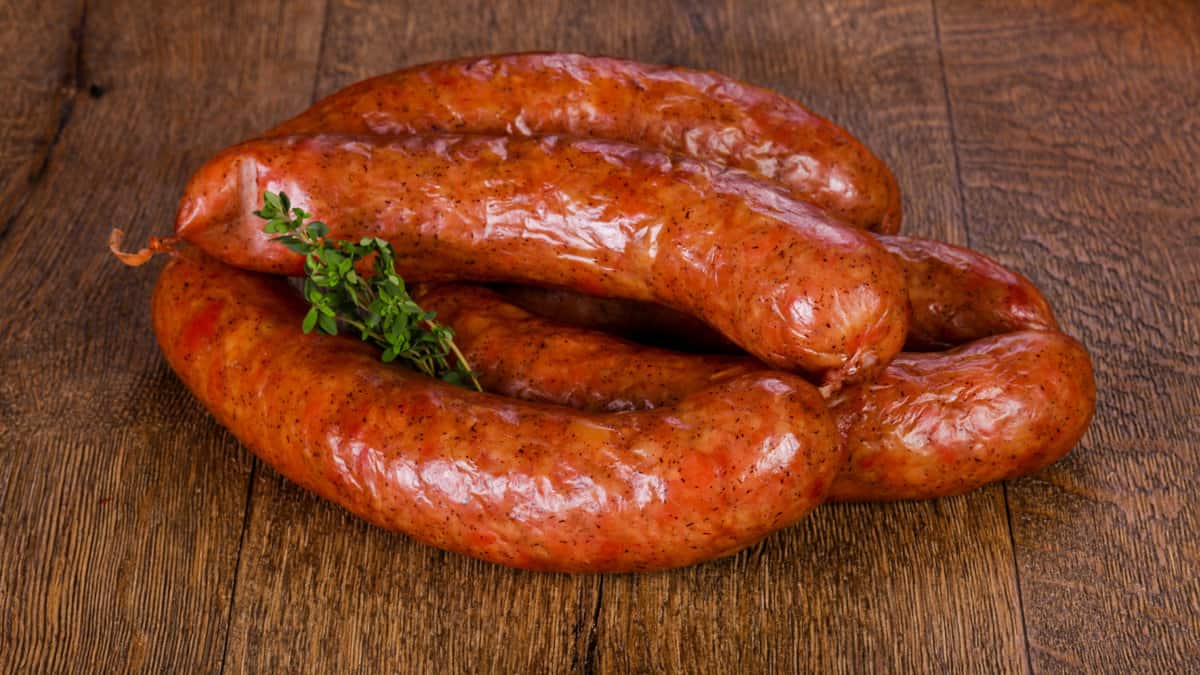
<box><xmin>498</xmin><ymin>234</ymin><xmax>1058</xmax><ymax>353</ymax></box>
<box><xmin>417</xmin><ymin>284</ymin><xmax>761</xmax><ymax>412</ymax></box>
<box><xmin>494</xmin><ymin>284</ymin><xmax>742</xmax><ymax>353</ymax></box>
<box><xmin>878</xmin><ymin>235</ymin><xmax>1058</xmax><ymax>350</ymax></box>
<box><xmin>267</xmin><ymin>52</ymin><xmax>901</xmax><ymax>233</ymax></box>
<box><xmin>414</xmin><ymin>285</ymin><xmax>1095</xmax><ymax>501</ymax></box>
<box><xmin>153</xmin><ymin>249</ymin><xmax>844</xmax><ymax>572</ymax></box>
<box><xmin>826</xmin><ymin>331</ymin><xmax>1094</xmax><ymax>500</ymax></box>
<box><xmin>175</xmin><ymin>133</ymin><xmax>909</xmax><ymax>386</ymax></box>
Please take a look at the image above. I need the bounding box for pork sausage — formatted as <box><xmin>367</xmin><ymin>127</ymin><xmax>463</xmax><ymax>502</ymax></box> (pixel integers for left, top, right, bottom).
<box><xmin>153</xmin><ymin>249</ymin><xmax>844</xmax><ymax>572</ymax></box>
<box><xmin>416</xmin><ymin>284</ymin><xmax>760</xmax><ymax>412</ymax></box>
<box><xmin>826</xmin><ymin>331</ymin><xmax>1094</xmax><ymax>500</ymax></box>
<box><xmin>175</xmin><ymin>133</ymin><xmax>909</xmax><ymax>386</ymax></box>
<box><xmin>498</xmin><ymin>234</ymin><xmax>1058</xmax><ymax>353</ymax></box>
<box><xmin>267</xmin><ymin>52</ymin><xmax>901</xmax><ymax>232</ymax></box>
<box><xmin>415</xmin><ymin>285</ymin><xmax>1095</xmax><ymax>501</ymax></box>
<box><xmin>878</xmin><ymin>235</ymin><xmax>1058</xmax><ymax>350</ymax></box>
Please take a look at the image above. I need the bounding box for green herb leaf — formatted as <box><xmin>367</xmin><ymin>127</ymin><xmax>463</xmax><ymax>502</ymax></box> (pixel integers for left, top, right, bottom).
<box><xmin>255</xmin><ymin>190</ymin><xmax>481</xmax><ymax>391</ymax></box>
<box><xmin>302</xmin><ymin>307</ymin><xmax>318</xmax><ymax>334</ymax></box>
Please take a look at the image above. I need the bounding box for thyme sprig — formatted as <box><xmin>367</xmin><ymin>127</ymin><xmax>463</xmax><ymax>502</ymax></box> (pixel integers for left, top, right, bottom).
<box><xmin>255</xmin><ymin>191</ymin><xmax>480</xmax><ymax>390</ymax></box>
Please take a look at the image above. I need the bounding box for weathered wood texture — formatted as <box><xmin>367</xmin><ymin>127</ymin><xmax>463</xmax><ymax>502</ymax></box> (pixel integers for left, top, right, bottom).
<box><xmin>0</xmin><ymin>0</ymin><xmax>326</xmax><ymax>672</ymax></box>
<box><xmin>0</xmin><ymin>0</ymin><xmax>1196</xmax><ymax>672</ymax></box>
<box><xmin>937</xmin><ymin>0</ymin><xmax>1200</xmax><ymax>670</ymax></box>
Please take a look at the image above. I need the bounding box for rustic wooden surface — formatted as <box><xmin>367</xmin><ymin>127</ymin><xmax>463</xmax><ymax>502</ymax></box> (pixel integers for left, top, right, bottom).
<box><xmin>1</xmin><ymin>0</ymin><xmax>1196</xmax><ymax>672</ymax></box>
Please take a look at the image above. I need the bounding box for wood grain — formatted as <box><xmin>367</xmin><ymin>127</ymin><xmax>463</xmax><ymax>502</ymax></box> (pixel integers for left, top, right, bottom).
<box><xmin>0</xmin><ymin>0</ymin><xmax>325</xmax><ymax>671</ymax></box>
<box><xmin>220</xmin><ymin>1</ymin><xmax>1026</xmax><ymax>672</ymax></box>
<box><xmin>0</xmin><ymin>0</ymin><xmax>82</xmax><ymax>245</ymax></box>
<box><xmin>2</xmin><ymin>0</ymin><xmax>1198</xmax><ymax>672</ymax></box>
<box><xmin>936</xmin><ymin>0</ymin><xmax>1200</xmax><ymax>670</ymax></box>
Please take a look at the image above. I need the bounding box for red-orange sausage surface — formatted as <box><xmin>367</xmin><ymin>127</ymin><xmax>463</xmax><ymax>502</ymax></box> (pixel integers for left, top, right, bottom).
<box><xmin>417</xmin><ymin>286</ymin><xmax>1095</xmax><ymax>501</ymax></box>
<box><xmin>826</xmin><ymin>332</ymin><xmax>1094</xmax><ymax>500</ymax></box>
<box><xmin>154</xmin><ymin>249</ymin><xmax>844</xmax><ymax>572</ymax></box>
<box><xmin>268</xmin><ymin>52</ymin><xmax>901</xmax><ymax>233</ymax></box>
<box><xmin>878</xmin><ymin>235</ymin><xmax>1058</xmax><ymax>350</ymax></box>
<box><xmin>499</xmin><ymin>234</ymin><xmax>1058</xmax><ymax>353</ymax></box>
<box><xmin>495</xmin><ymin>284</ymin><xmax>742</xmax><ymax>353</ymax></box>
<box><xmin>176</xmin><ymin>133</ymin><xmax>909</xmax><ymax>386</ymax></box>
<box><xmin>417</xmin><ymin>284</ymin><xmax>761</xmax><ymax>412</ymax></box>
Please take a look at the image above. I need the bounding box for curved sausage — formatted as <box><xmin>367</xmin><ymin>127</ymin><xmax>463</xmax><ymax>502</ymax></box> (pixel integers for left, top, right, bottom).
<box><xmin>175</xmin><ymin>133</ymin><xmax>909</xmax><ymax>387</ymax></box>
<box><xmin>878</xmin><ymin>235</ymin><xmax>1058</xmax><ymax>350</ymax></box>
<box><xmin>826</xmin><ymin>331</ymin><xmax>1094</xmax><ymax>500</ymax></box>
<box><xmin>494</xmin><ymin>284</ymin><xmax>742</xmax><ymax>353</ymax></box>
<box><xmin>267</xmin><ymin>52</ymin><xmax>901</xmax><ymax>233</ymax></box>
<box><xmin>498</xmin><ymin>234</ymin><xmax>1058</xmax><ymax>353</ymax></box>
<box><xmin>154</xmin><ymin>249</ymin><xmax>844</xmax><ymax>572</ymax></box>
<box><xmin>416</xmin><ymin>284</ymin><xmax>760</xmax><ymax>412</ymax></box>
<box><xmin>415</xmin><ymin>285</ymin><xmax>1095</xmax><ymax>501</ymax></box>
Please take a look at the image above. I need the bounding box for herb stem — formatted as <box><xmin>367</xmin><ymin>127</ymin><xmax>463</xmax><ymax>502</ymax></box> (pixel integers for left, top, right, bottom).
<box><xmin>253</xmin><ymin>190</ymin><xmax>481</xmax><ymax>391</ymax></box>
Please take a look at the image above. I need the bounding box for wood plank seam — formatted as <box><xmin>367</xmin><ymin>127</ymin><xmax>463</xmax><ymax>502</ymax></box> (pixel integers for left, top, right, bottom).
<box><xmin>216</xmin><ymin>5</ymin><xmax>331</xmax><ymax>670</ymax></box>
<box><xmin>931</xmin><ymin>0</ymin><xmax>1034</xmax><ymax>672</ymax></box>
<box><xmin>309</xmin><ymin>1</ymin><xmax>333</xmax><ymax>103</ymax></box>
<box><xmin>928</xmin><ymin>0</ymin><xmax>972</xmax><ymax>250</ymax></box>
<box><xmin>218</xmin><ymin>463</ymin><xmax>258</xmax><ymax>675</ymax></box>
<box><xmin>582</xmin><ymin>577</ymin><xmax>603</xmax><ymax>674</ymax></box>
<box><xmin>1001</xmin><ymin>482</ymin><xmax>1035</xmax><ymax>675</ymax></box>
<box><xmin>0</xmin><ymin>0</ymin><xmax>88</xmax><ymax>249</ymax></box>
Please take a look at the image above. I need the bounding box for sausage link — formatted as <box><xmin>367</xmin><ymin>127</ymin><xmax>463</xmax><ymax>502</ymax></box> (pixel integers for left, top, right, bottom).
<box><xmin>498</xmin><ymin>234</ymin><xmax>1058</xmax><ymax>353</ymax></box>
<box><xmin>826</xmin><ymin>332</ymin><xmax>1094</xmax><ymax>500</ymax></box>
<box><xmin>415</xmin><ymin>286</ymin><xmax>1094</xmax><ymax>501</ymax></box>
<box><xmin>416</xmin><ymin>284</ymin><xmax>761</xmax><ymax>412</ymax></box>
<box><xmin>176</xmin><ymin>133</ymin><xmax>909</xmax><ymax>386</ymax></box>
<box><xmin>493</xmin><ymin>284</ymin><xmax>742</xmax><ymax>353</ymax></box>
<box><xmin>878</xmin><ymin>235</ymin><xmax>1058</xmax><ymax>350</ymax></box>
<box><xmin>154</xmin><ymin>249</ymin><xmax>843</xmax><ymax>572</ymax></box>
<box><xmin>267</xmin><ymin>52</ymin><xmax>901</xmax><ymax>233</ymax></box>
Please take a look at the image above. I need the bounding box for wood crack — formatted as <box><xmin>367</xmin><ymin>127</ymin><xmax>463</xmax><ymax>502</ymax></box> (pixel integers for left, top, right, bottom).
<box><xmin>0</xmin><ymin>0</ymin><xmax>89</xmax><ymax>249</ymax></box>
<box><xmin>582</xmin><ymin>577</ymin><xmax>603</xmax><ymax>675</ymax></box>
<box><xmin>929</xmin><ymin>0</ymin><xmax>971</xmax><ymax>248</ymax></box>
<box><xmin>931</xmin><ymin>1</ymin><xmax>1032</xmax><ymax>673</ymax></box>
<box><xmin>217</xmin><ymin>463</ymin><xmax>257</xmax><ymax>675</ymax></box>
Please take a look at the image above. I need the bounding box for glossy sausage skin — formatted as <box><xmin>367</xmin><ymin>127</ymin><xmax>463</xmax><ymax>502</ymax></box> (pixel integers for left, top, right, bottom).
<box><xmin>417</xmin><ymin>286</ymin><xmax>1095</xmax><ymax>501</ymax></box>
<box><xmin>268</xmin><ymin>52</ymin><xmax>901</xmax><ymax>233</ymax></box>
<box><xmin>878</xmin><ymin>235</ymin><xmax>1058</xmax><ymax>350</ymax></box>
<box><xmin>415</xmin><ymin>284</ymin><xmax>760</xmax><ymax>412</ymax></box>
<box><xmin>176</xmin><ymin>133</ymin><xmax>909</xmax><ymax>386</ymax></box>
<box><xmin>495</xmin><ymin>284</ymin><xmax>741</xmax><ymax>353</ymax></box>
<box><xmin>826</xmin><ymin>332</ymin><xmax>1094</xmax><ymax>500</ymax></box>
<box><xmin>500</xmin><ymin>234</ymin><xmax>1058</xmax><ymax>353</ymax></box>
<box><xmin>154</xmin><ymin>249</ymin><xmax>844</xmax><ymax>572</ymax></box>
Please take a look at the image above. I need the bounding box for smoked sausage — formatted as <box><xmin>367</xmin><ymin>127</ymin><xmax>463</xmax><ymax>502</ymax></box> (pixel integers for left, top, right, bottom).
<box><xmin>497</xmin><ymin>234</ymin><xmax>1058</xmax><ymax>353</ymax></box>
<box><xmin>153</xmin><ymin>249</ymin><xmax>844</xmax><ymax>572</ymax></box>
<box><xmin>268</xmin><ymin>52</ymin><xmax>902</xmax><ymax>232</ymax></box>
<box><xmin>414</xmin><ymin>285</ymin><xmax>1094</xmax><ymax>501</ymax></box>
<box><xmin>175</xmin><ymin>133</ymin><xmax>909</xmax><ymax>387</ymax></box>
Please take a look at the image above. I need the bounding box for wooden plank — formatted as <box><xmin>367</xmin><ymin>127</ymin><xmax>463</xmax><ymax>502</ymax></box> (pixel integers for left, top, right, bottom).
<box><xmin>220</xmin><ymin>1</ymin><xmax>1027</xmax><ymax>672</ymax></box>
<box><xmin>0</xmin><ymin>1</ymin><xmax>326</xmax><ymax>671</ymax></box>
<box><xmin>0</xmin><ymin>0</ymin><xmax>81</xmax><ymax>244</ymax></box>
<box><xmin>221</xmin><ymin>472</ymin><xmax>600</xmax><ymax>674</ymax></box>
<box><xmin>936</xmin><ymin>0</ymin><xmax>1200</xmax><ymax>670</ymax></box>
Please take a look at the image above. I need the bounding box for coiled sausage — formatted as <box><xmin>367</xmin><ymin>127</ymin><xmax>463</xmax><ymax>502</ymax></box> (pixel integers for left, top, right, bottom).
<box><xmin>414</xmin><ymin>285</ymin><xmax>1094</xmax><ymax>501</ymax></box>
<box><xmin>175</xmin><ymin>133</ymin><xmax>909</xmax><ymax>387</ymax></box>
<box><xmin>268</xmin><ymin>52</ymin><xmax>901</xmax><ymax>232</ymax></box>
<box><xmin>153</xmin><ymin>249</ymin><xmax>844</xmax><ymax>571</ymax></box>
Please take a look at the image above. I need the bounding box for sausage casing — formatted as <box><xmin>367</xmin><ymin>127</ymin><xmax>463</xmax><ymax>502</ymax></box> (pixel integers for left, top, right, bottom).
<box><xmin>175</xmin><ymin>133</ymin><xmax>909</xmax><ymax>385</ymax></box>
<box><xmin>498</xmin><ymin>234</ymin><xmax>1058</xmax><ymax>353</ymax></box>
<box><xmin>153</xmin><ymin>249</ymin><xmax>844</xmax><ymax>572</ymax></box>
<box><xmin>268</xmin><ymin>52</ymin><xmax>901</xmax><ymax>232</ymax></box>
<box><xmin>416</xmin><ymin>286</ymin><xmax>1094</xmax><ymax>501</ymax></box>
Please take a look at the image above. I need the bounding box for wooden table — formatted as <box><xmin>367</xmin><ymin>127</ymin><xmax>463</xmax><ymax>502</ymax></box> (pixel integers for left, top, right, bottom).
<box><xmin>2</xmin><ymin>1</ymin><xmax>1197</xmax><ymax>672</ymax></box>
